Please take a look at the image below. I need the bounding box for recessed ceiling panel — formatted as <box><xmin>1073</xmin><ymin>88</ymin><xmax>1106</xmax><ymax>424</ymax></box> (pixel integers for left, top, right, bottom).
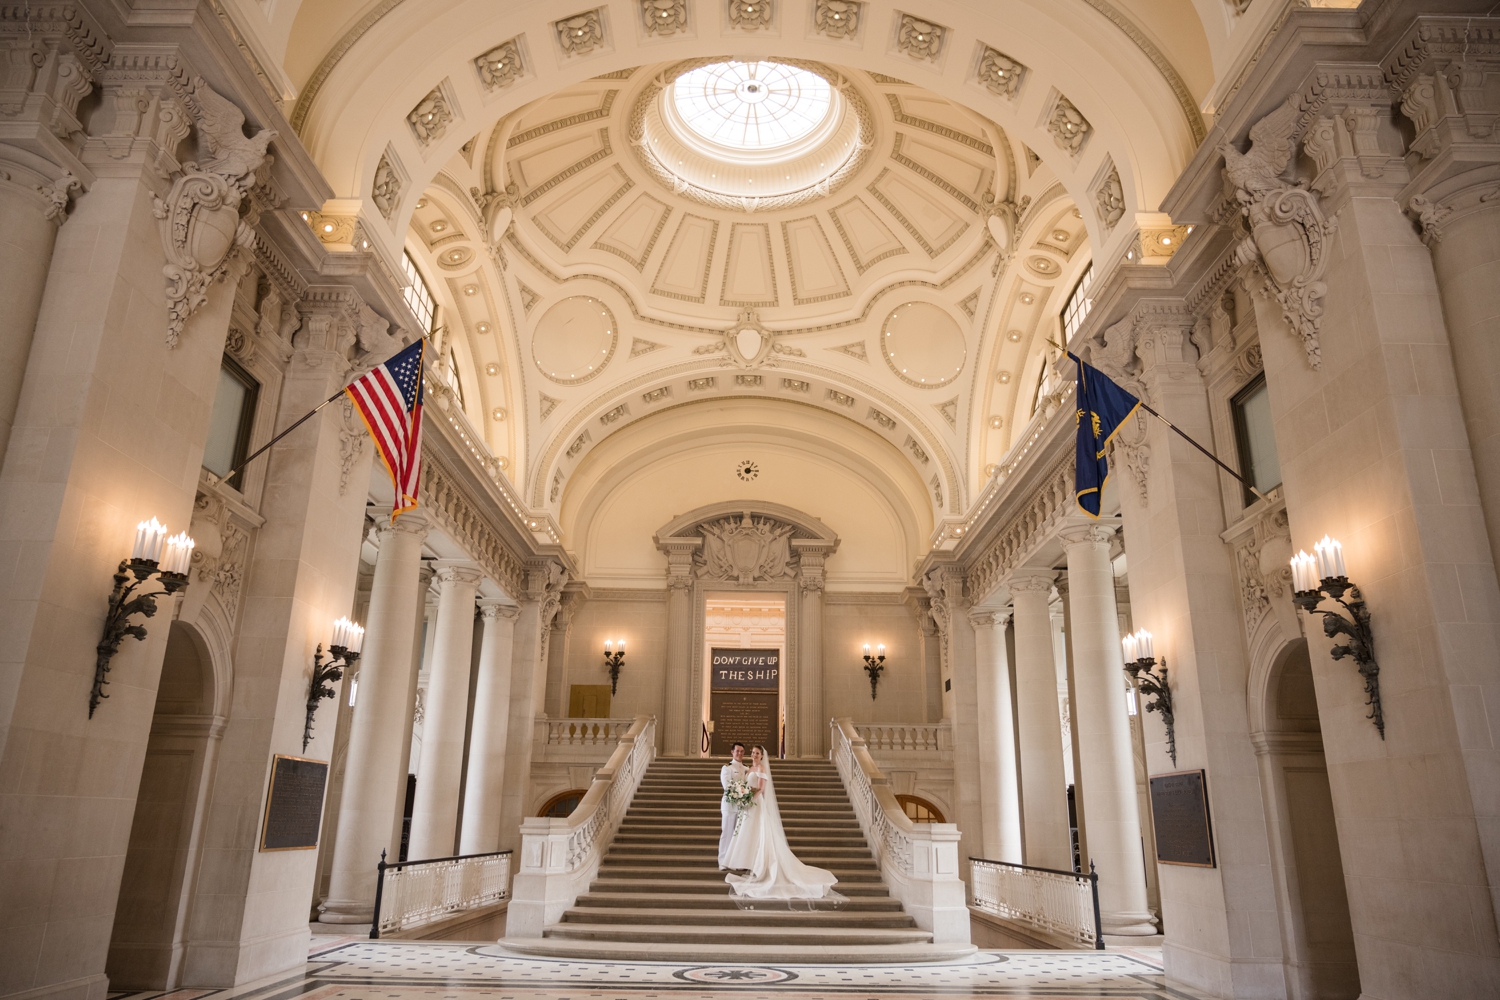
<box><xmin>651</xmin><ymin>214</ymin><xmax>719</xmax><ymax>302</ymax></box>
<box><xmin>531</xmin><ymin>164</ymin><xmax>633</xmax><ymax>251</ymax></box>
<box><xmin>720</xmin><ymin>223</ymin><xmax>778</xmax><ymax>306</ymax></box>
<box><xmin>881</xmin><ymin>302</ymin><xmax>965</xmax><ymax>388</ymax></box>
<box><xmin>533</xmin><ymin>296</ymin><xmax>617</xmax><ymax>384</ymax></box>
<box><xmin>593</xmin><ymin>194</ymin><xmax>671</xmax><ymax>270</ymax></box>
<box><xmin>869</xmin><ymin>169</ymin><xmax>969</xmax><ymax>258</ymax></box>
<box><xmin>828</xmin><ymin>197</ymin><xmax>907</xmax><ymax>274</ymax></box>
<box><xmin>782</xmin><ymin>217</ymin><xmax>849</xmax><ymax>304</ymax></box>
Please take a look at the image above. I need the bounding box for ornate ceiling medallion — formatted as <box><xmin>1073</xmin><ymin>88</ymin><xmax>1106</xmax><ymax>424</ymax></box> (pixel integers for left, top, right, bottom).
<box><xmin>630</xmin><ymin>58</ymin><xmax>875</xmax><ymax>212</ymax></box>
<box><xmin>881</xmin><ymin>302</ymin><xmax>965</xmax><ymax>389</ymax></box>
<box><xmin>532</xmin><ymin>296</ymin><xmax>618</xmax><ymax>384</ymax></box>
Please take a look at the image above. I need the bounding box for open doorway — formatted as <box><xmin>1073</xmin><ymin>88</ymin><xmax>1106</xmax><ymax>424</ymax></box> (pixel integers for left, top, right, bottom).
<box><xmin>703</xmin><ymin>594</ymin><xmax>785</xmax><ymax>757</ymax></box>
<box><xmin>1256</xmin><ymin>639</ymin><xmax>1359</xmax><ymax>999</ymax></box>
<box><xmin>106</xmin><ymin>622</ymin><xmax>222</xmax><ymax>989</ymax></box>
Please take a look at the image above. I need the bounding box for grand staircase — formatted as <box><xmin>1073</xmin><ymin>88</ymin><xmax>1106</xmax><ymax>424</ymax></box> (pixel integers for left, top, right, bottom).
<box><xmin>501</xmin><ymin>758</ymin><xmax>975</xmax><ymax>962</ymax></box>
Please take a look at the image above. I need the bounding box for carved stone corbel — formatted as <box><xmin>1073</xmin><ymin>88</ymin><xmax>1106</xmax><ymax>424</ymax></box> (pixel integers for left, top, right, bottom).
<box><xmin>1221</xmin><ymin>97</ymin><xmax>1336</xmax><ymax>370</ymax></box>
<box><xmin>152</xmin><ymin>76</ymin><xmax>275</xmax><ymax>347</ymax></box>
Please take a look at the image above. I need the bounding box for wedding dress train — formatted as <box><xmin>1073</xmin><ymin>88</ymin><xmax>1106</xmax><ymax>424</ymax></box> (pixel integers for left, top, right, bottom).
<box><xmin>723</xmin><ymin>762</ymin><xmax>839</xmax><ymax>900</ymax></box>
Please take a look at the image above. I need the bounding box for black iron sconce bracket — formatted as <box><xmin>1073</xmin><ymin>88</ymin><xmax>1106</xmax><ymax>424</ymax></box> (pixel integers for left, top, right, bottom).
<box><xmin>862</xmin><ymin>653</ymin><xmax>885</xmax><ymax>699</ymax></box>
<box><xmin>92</xmin><ymin>559</ymin><xmax>189</xmax><ymax>717</ymax></box>
<box><xmin>304</xmin><ymin>644</ymin><xmax>357</xmax><ymax>751</ymax></box>
<box><xmin>604</xmin><ymin>649</ymin><xmax>625</xmax><ymax>695</ymax></box>
<box><xmin>1294</xmin><ymin>580</ymin><xmax>1383</xmax><ymax>739</ymax></box>
<box><xmin>1124</xmin><ymin>657</ymin><xmax>1176</xmax><ymax>765</ymax></box>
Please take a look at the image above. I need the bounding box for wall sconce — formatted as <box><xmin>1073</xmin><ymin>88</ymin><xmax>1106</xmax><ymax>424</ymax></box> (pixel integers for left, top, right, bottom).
<box><xmin>1121</xmin><ymin>628</ymin><xmax>1177</xmax><ymax>765</ymax></box>
<box><xmin>862</xmin><ymin>643</ymin><xmax>886</xmax><ymax>699</ymax></box>
<box><xmin>1291</xmin><ymin>536</ymin><xmax>1384</xmax><ymax>738</ymax></box>
<box><xmin>304</xmin><ymin>617</ymin><xmax>364</xmax><ymax>750</ymax></box>
<box><xmin>91</xmin><ymin>519</ymin><xmax>196</xmax><ymax>717</ymax></box>
<box><xmin>604</xmin><ymin>639</ymin><xmax>625</xmax><ymax>695</ymax></box>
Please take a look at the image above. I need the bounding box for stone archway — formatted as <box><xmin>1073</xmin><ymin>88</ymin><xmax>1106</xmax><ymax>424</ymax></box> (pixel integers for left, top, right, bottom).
<box><xmin>655</xmin><ymin>502</ymin><xmax>838</xmax><ymax>758</ymax></box>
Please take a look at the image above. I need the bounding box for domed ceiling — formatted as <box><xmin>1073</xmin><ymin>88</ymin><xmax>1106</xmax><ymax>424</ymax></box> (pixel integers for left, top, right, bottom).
<box><xmin>406</xmin><ymin>58</ymin><xmax>1091</xmax><ymax>545</ymax></box>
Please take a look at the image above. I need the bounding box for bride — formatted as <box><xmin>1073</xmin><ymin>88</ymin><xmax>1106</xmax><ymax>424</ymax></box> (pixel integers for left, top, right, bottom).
<box><xmin>724</xmin><ymin>746</ymin><xmax>839</xmax><ymax>899</ymax></box>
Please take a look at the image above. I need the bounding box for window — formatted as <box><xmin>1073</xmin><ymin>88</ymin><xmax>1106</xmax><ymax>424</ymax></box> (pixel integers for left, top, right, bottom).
<box><xmin>896</xmin><ymin>794</ymin><xmax>946</xmax><ymax>823</ymax></box>
<box><xmin>671</xmin><ymin>61</ymin><xmax>832</xmax><ymax>151</ymax></box>
<box><xmin>538</xmin><ymin>789</ymin><xmax>588</xmax><ymax>818</ymax></box>
<box><xmin>1062</xmin><ymin>264</ymin><xmax>1094</xmax><ymax>340</ymax></box>
<box><xmin>1232</xmin><ymin>373</ymin><xmax>1282</xmax><ymax>504</ymax></box>
<box><xmin>1030</xmin><ymin>357</ymin><xmax>1050</xmax><ymax>418</ymax></box>
<box><xmin>401</xmin><ymin>251</ymin><xmax>436</xmax><ymax>333</ymax></box>
<box><xmin>202</xmin><ymin>356</ymin><xmax>258</xmax><ymax>490</ymax></box>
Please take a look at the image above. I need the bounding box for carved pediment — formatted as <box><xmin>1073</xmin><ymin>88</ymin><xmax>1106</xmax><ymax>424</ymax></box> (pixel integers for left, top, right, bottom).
<box><xmin>695</xmin><ymin>512</ymin><xmax>798</xmax><ymax>584</ymax></box>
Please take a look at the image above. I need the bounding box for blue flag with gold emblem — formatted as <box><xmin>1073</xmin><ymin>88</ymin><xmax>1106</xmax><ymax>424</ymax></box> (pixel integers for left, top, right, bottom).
<box><xmin>1071</xmin><ymin>352</ymin><xmax>1141</xmax><ymax>517</ymax></box>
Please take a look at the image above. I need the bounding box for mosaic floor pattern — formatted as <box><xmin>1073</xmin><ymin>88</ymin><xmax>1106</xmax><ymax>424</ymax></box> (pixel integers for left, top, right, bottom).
<box><xmin>111</xmin><ymin>940</ymin><xmax>1213</xmax><ymax>1000</ymax></box>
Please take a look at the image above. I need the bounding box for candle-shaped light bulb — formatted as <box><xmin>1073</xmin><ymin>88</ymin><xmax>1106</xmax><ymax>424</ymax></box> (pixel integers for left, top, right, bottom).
<box><xmin>1290</xmin><ymin>550</ymin><xmax>1317</xmax><ymax>592</ymax></box>
<box><xmin>349</xmin><ymin>624</ymin><xmax>364</xmax><ymax>654</ymax></box>
<box><xmin>876</xmin><ymin>643</ymin><xmax>885</xmax><ymax>657</ymax></box>
<box><xmin>863</xmin><ymin>643</ymin><xmax>871</xmax><ymax>656</ymax></box>
<box><xmin>1122</xmin><ymin>633</ymin><xmax>1137</xmax><ymax>663</ymax></box>
<box><xmin>163</xmin><ymin>532</ymin><xmax>194</xmax><ymax>574</ymax></box>
<box><xmin>605</xmin><ymin>639</ymin><xmax>613</xmax><ymax>653</ymax></box>
<box><xmin>135</xmin><ymin>518</ymin><xmax>167</xmax><ymax>563</ymax></box>
<box><xmin>618</xmin><ymin>640</ymin><xmax>623</xmax><ymax>652</ymax></box>
<box><xmin>1137</xmin><ymin>629</ymin><xmax>1154</xmax><ymax>661</ymax></box>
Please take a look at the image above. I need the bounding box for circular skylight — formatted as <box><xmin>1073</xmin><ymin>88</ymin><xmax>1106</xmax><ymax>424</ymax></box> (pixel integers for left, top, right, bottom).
<box><xmin>671</xmin><ymin>61</ymin><xmax>832</xmax><ymax>152</ymax></box>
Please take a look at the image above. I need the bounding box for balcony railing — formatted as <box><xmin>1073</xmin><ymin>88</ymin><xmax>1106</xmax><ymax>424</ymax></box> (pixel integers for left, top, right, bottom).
<box><xmin>969</xmin><ymin>856</ymin><xmax>1103</xmax><ymax>949</ymax></box>
<box><xmin>544</xmin><ymin>717</ymin><xmax>635</xmax><ymax>745</ymax></box>
<box><xmin>369</xmin><ymin>849</ymin><xmax>511</xmax><ymax>938</ymax></box>
<box><xmin>854</xmin><ymin>722</ymin><xmax>949</xmax><ymax>752</ymax></box>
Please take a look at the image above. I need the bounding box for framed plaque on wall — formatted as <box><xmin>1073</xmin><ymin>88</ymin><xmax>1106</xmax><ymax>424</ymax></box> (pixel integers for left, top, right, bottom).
<box><xmin>1148</xmin><ymin>768</ymin><xmax>1215</xmax><ymax>868</ymax></box>
<box><xmin>259</xmin><ymin>754</ymin><xmax>329</xmax><ymax>851</ymax></box>
<box><xmin>708</xmin><ymin>648</ymin><xmax>780</xmax><ymax>756</ymax></box>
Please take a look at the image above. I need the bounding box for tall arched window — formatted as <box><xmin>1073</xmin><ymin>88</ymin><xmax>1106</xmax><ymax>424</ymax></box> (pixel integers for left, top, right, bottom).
<box><xmin>400</xmin><ymin>251</ymin><xmax>436</xmax><ymax>333</ymax></box>
<box><xmin>1061</xmin><ymin>263</ymin><xmax>1094</xmax><ymax>340</ymax></box>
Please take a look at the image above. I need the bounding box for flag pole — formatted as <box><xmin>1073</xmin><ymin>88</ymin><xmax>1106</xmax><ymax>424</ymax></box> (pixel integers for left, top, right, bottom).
<box><xmin>215</xmin><ymin>386</ymin><xmax>346</xmax><ymax>486</ymax></box>
<box><xmin>1054</xmin><ymin>341</ymin><xmax>1272</xmax><ymax>505</ymax></box>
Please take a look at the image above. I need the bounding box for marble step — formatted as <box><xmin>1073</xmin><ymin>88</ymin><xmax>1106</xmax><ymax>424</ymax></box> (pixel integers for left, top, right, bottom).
<box><xmin>559</xmin><ymin>906</ymin><xmax>917</xmax><ymax>928</ymax></box>
<box><xmin>541</xmin><ymin>922</ymin><xmax>933</xmax><ymax>946</ymax></box>
<box><xmin>595</xmin><ymin>864</ymin><xmax>883</xmax><ymax>880</ymax></box>
<box><xmin>586</xmin><ymin>877</ymin><xmax>892</xmax><ymax>896</ymax></box>
<box><xmin>612</xmin><ymin>833</ymin><xmax>868</xmax><ymax>846</ymax></box>
<box><xmin>497</xmin><ymin>938</ymin><xmax>977</xmax><ymax>964</ymax></box>
<box><xmin>572</xmin><ymin>891</ymin><xmax>904</xmax><ymax>911</ymax></box>
<box><xmin>598</xmin><ymin>855</ymin><xmax>877</xmax><ymax>871</ymax></box>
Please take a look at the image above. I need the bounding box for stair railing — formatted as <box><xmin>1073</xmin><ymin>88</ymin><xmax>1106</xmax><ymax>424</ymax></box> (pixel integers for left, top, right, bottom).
<box><xmin>507</xmin><ymin>714</ymin><xmax>656</xmax><ymax>936</ymax></box>
<box><xmin>369</xmin><ymin>848</ymin><xmax>511</xmax><ymax>938</ymax></box>
<box><xmin>831</xmin><ymin>717</ymin><xmax>970</xmax><ymax>944</ymax></box>
<box><xmin>969</xmin><ymin>856</ymin><xmax>1105</xmax><ymax>949</ymax></box>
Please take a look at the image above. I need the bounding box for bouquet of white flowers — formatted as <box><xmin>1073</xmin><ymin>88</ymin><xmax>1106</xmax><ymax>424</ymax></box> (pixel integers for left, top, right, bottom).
<box><xmin>724</xmin><ymin>777</ymin><xmax>754</xmax><ymax>834</ymax></box>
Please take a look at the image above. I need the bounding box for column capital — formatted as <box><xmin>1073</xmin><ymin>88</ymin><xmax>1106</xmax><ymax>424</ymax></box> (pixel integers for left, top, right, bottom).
<box><xmin>1005</xmin><ymin>569</ymin><xmax>1056</xmax><ymax>595</ymax></box>
<box><xmin>433</xmin><ymin>559</ymin><xmax>484</xmax><ymax>587</ymax></box>
<box><xmin>1058</xmin><ymin>517</ymin><xmax>1118</xmax><ymax>548</ymax></box>
<box><xmin>477</xmin><ymin>599</ymin><xmax>522</xmax><ymax>621</ymax></box>
<box><xmin>380</xmin><ymin>509</ymin><xmax>430</xmax><ymax>541</ymax></box>
<box><xmin>968</xmin><ymin>608</ymin><xmax>1010</xmax><ymax>630</ymax></box>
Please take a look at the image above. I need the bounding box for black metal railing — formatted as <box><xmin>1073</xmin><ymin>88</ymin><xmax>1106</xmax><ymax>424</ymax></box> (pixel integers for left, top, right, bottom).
<box><xmin>370</xmin><ymin>847</ymin><xmax>512</xmax><ymax>939</ymax></box>
<box><xmin>969</xmin><ymin>856</ymin><xmax>1104</xmax><ymax>949</ymax></box>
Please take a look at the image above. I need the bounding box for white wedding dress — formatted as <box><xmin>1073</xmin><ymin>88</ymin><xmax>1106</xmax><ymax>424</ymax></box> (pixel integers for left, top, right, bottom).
<box><xmin>724</xmin><ymin>762</ymin><xmax>839</xmax><ymax>900</ymax></box>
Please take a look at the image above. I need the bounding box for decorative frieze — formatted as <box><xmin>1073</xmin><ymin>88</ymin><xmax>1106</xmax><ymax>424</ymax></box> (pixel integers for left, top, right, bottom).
<box><xmin>555</xmin><ymin>10</ymin><xmax>606</xmax><ymax>56</ymax></box>
<box><xmin>1047</xmin><ymin>94</ymin><xmax>1090</xmax><ymax>155</ymax></box>
<box><xmin>475</xmin><ymin>38</ymin><xmax>523</xmax><ymax>90</ymax></box>
<box><xmin>728</xmin><ymin>0</ymin><xmax>772</xmax><ymax>30</ymax></box>
<box><xmin>419</xmin><ymin>452</ymin><xmax>529</xmax><ymax>597</ymax></box>
<box><xmin>642</xmin><ymin>0</ymin><xmax>687</xmax><ymax>35</ymax></box>
<box><xmin>1095</xmin><ymin>162</ymin><xmax>1125</xmax><ymax>233</ymax></box>
<box><xmin>896</xmin><ymin>14</ymin><xmax>944</xmax><ymax>62</ymax></box>
<box><xmin>814</xmin><ymin>0</ymin><xmax>859</xmax><ymax>39</ymax></box>
<box><xmin>976</xmin><ymin>46</ymin><xmax>1024</xmax><ymax>98</ymax></box>
<box><xmin>964</xmin><ymin>453</ymin><xmax>1073</xmax><ymax>603</ymax></box>
<box><xmin>371</xmin><ymin>154</ymin><xmax>403</xmax><ymax>220</ymax></box>
<box><xmin>407</xmin><ymin>85</ymin><xmax>454</xmax><ymax>146</ymax></box>
<box><xmin>867</xmin><ymin>407</ymin><xmax>895</xmax><ymax>429</ymax></box>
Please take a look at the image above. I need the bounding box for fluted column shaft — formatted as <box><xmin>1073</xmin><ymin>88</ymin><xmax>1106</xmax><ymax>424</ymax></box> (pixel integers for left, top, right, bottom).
<box><xmin>971</xmin><ymin>611</ymin><xmax>1022</xmax><ymax>862</ymax></box>
<box><xmin>662</xmin><ymin>548</ymin><xmax>695</xmax><ymax>755</ymax></box>
<box><xmin>798</xmin><ymin>556</ymin><xmax>826</xmax><ymax>757</ymax></box>
<box><xmin>1059</xmin><ymin>521</ymin><xmax>1154</xmax><ymax>936</ymax></box>
<box><xmin>1008</xmin><ymin>571</ymin><xmax>1072</xmax><ymax>870</ymax></box>
<box><xmin>460</xmin><ymin>601</ymin><xmax>521</xmax><ymax>853</ymax></box>
<box><xmin>0</xmin><ymin>177</ymin><xmax>64</xmax><ymax>472</ymax></box>
<box><xmin>321</xmin><ymin>513</ymin><xmax>430</xmax><ymax>922</ymax></box>
<box><xmin>408</xmin><ymin>562</ymin><xmax>483</xmax><ymax>861</ymax></box>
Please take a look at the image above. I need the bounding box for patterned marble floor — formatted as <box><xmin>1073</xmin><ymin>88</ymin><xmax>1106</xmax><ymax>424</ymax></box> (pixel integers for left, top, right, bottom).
<box><xmin>109</xmin><ymin>940</ymin><xmax>1214</xmax><ymax>1000</ymax></box>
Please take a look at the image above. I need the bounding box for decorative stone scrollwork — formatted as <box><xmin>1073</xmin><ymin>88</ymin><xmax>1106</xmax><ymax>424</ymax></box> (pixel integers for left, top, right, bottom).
<box><xmin>555</xmin><ymin>9</ymin><xmax>606</xmax><ymax>55</ymax></box>
<box><xmin>977</xmin><ymin>46</ymin><xmax>1024</xmax><ymax>98</ymax></box>
<box><xmin>642</xmin><ymin>0</ymin><xmax>687</xmax><ymax>35</ymax></box>
<box><xmin>475</xmin><ymin>39</ymin><xmax>523</xmax><ymax>90</ymax></box>
<box><xmin>964</xmin><ymin>454</ymin><xmax>1073</xmax><ymax>602</ymax></box>
<box><xmin>153</xmin><ymin>78</ymin><xmax>276</xmax><ymax>348</ymax></box>
<box><xmin>38</xmin><ymin>172</ymin><xmax>80</xmax><ymax>222</ymax></box>
<box><xmin>1406</xmin><ymin>194</ymin><xmax>1451</xmax><ymax>246</ymax></box>
<box><xmin>728</xmin><ymin>0</ymin><xmax>772</xmax><ymax>30</ymax></box>
<box><xmin>896</xmin><ymin>15</ymin><xmax>944</xmax><ymax>61</ymax></box>
<box><xmin>1095</xmin><ymin>163</ymin><xmax>1125</xmax><ymax>233</ymax></box>
<box><xmin>419</xmin><ymin>452</ymin><xmax>528</xmax><ymax>597</ymax></box>
<box><xmin>1047</xmin><ymin>94</ymin><xmax>1090</xmax><ymax>155</ymax></box>
<box><xmin>407</xmin><ymin>86</ymin><xmax>454</xmax><ymax>146</ymax></box>
<box><xmin>813</xmin><ymin>0</ymin><xmax>859</xmax><ymax>39</ymax></box>
<box><xmin>1227</xmin><ymin>503</ymin><xmax>1293</xmax><ymax>640</ymax></box>
<box><xmin>697</xmin><ymin>513</ymin><xmax>796</xmax><ymax>584</ymax></box>
<box><xmin>371</xmin><ymin>154</ymin><xmax>402</xmax><ymax>219</ymax></box>
<box><xmin>1221</xmin><ymin>97</ymin><xmax>1336</xmax><ymax>370</ymax></box>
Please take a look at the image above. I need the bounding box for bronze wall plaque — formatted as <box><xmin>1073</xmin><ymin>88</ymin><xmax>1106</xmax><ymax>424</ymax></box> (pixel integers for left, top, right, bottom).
<box><xmin>1149</xmin><ymin>769</ymin><xmax>1215</xmax><ymax>867</ymax></box>
<box><xmin>709</xmin><ymin>690</ymin><xmax>779</xmax><ymax>756</ymax></box>
<box><xmin>260</xmin><ymin>754</ymin><xmax>329</xmax><ymax>851</ymax></box>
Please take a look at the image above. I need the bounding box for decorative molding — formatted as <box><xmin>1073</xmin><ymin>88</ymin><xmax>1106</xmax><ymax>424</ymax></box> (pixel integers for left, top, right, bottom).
<box><xmin>555</xmin><ymin>9</ymin><xmax>607</xmax><ymax>56</ymax></box>
<box><xmin>407</xmin><ymin>84</ymin><xmax>454</xmax><ymax>146</ymax></box>
<box><xmin>813</xmin><ymin>0</ymin><xmax>860</xmax><ymax>39</ymax></box>
<box><xmin>935</xmin><ymin>398</ymin><xmax>957</xmax><ymax>428</ymax></box>
<box><xmin>475</xmin><ymin>38</ymin><xmax>523</xmax><ymax>90</ymax></box>
<box><xmin>697</xmin><ymin>513</ymin><xmax>797</xmax><ymax>584</ymax></box>
<box><xmin>642</xmin><ymin>385</ymin><xmax>672</xmax><ymax>403</ymax></box>
<box><xmin>631</xmin><ymin>337</ymin><xmax>666</xmax><ymax>357</ymax></box>
<box><xmin>976</xmin><ymin>46</ymin><xmax>1025</xmax><ymax>98</ymax></box>
<box><xmin>828</xmin><ymin>341</ymin><xmax>867</xmax><ymax>361</ymax></box>
<box><xmin>896</xmin><ymin>14</ymin><xmax>944</xmax><ymax>61</ymax></box>
<box><xmin>965</xmin><ymin>453</ymin><xmax>1073</xmax><ymax>603</ymax></box>
<box><xmin>728</xmin><ymin>0</ymin><xmax>773</xmax><ymax>30</ymax></box>
<box><xmin>371</xmin><ymin>153</ymin><xmax>403</xmax><ymax>220</ymax></box>
<box><xmin>642</xmin><ymin>0</ymin><xmax>688</xmax><ymax>35</ymax></box>
<box><xmin>419</xmin><ymin>452</ymin><xmax>528</xmax><ymax>597</ymax></box>
<box><xmin>1221</xmin><ymin>97</ymin><xmax>1337</xmax><ymax>370</ymax></box>
<box><xmin>904</xmin><ymin>435</ymin><xmax>930</xmax><ymax>464</ymax></box>
<box><xmin>539</xmin><ymin>393</ymin><xmax>561</xmax><ymax>420</ymax></box>
<box><xmin>1047</xmin><ymin>94</ymin><xmax>1090</xmax><ymax>155</ymax></box>
<box><xmin>867</xmin><ymin>407</ymin><xmax>895</xmax><ymax>430</ymax></box>
<box><xmin>1094</xmin><ymin>161</ymin><xmax>1125</xmax><ymax>234</ymax></box>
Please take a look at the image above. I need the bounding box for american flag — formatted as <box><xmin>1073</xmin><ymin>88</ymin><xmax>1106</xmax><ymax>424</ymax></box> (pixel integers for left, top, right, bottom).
<box><xmin>346</xmin><ymin>340</ymin><xmax>424</xmax><ymax>522</ymax></box>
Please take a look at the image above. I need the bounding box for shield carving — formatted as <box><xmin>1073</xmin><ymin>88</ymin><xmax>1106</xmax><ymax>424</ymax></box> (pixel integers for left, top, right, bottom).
<box><xmin>730</xmin><ymin>534</ymin><xmax>761</xmax><ymax>583</ymax></box>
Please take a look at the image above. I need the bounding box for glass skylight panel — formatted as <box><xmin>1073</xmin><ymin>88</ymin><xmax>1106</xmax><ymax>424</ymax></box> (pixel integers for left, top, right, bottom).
<box><xmin>671</xmin><ymin>61</ymin><xmax>831</xmax><ymax>151</ymax></box>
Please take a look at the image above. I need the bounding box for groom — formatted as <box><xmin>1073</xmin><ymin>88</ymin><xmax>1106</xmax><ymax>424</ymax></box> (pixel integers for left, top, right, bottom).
<box><xmin>718</xmin><ymin>742</ymin><xmax>748</xmax><ymax>870</ymax></box>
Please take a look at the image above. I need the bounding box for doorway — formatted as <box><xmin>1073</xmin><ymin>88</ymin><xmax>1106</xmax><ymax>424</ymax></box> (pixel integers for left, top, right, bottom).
<box><xmin>703</xmin><ymin>595</ymin><xmax>785</xmax><ymax>757</ymax></box>
<box><xmin>106</xmin><ymin>622</ymin><xmax>222</xmax><ymax>989</ymax></box>
<box><xmin>1256</xmin><ymin>640</ymin><xmax>1360</xmax><ymax>999</ymax></box>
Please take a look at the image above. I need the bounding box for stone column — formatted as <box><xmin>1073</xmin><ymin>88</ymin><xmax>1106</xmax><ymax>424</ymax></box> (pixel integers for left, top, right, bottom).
<box><xmin>496</xmin><ymin>561</ymin><xmax>566</xmax><ymax>850</ymax></box>
<box><xmin>407</xmin><ymin>561</ymin><xmax>482</xmax><ymax>861</ymax></box>
<box><xmin>319</xmin><ymin>512</ymin><xmax>430</xmax><ymax>922</ymax></box>
<box><xmin>970</xmin><ymin>611</ymin><xmax>1022</xmax><ymax>862</ymax></box>
<box><xmin>923</xmin><ymin>567</ymin><xmax>984</xmax><ymax>871</ymax></box>
<box><xmin>1007</xmin><ymin>571</ymin><xmax>1073</xmax><ymax>870</ymax></box>
<box><xmin>542</xmin><ymin>594</ymin><xmax>575</xmax><ymax>718</ymax></box>
<box><xmin>460</xmin><ymin>601</ymin><xmax>521</xmax><ymax>854</ymax></box>
<box><xmin>661</xmin><ymin>543</ymin><xmax>697</xmax><ymax>755</ymax></box>
<box><xmin>797</xmin><ymin>550</ymin><xmax>826</xmax><ymax>757</ymax></box>
<box><xmin>1059</xmin><ymin>521</ymin><xmax>1155</xmax><ymax>936</ymax></box>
